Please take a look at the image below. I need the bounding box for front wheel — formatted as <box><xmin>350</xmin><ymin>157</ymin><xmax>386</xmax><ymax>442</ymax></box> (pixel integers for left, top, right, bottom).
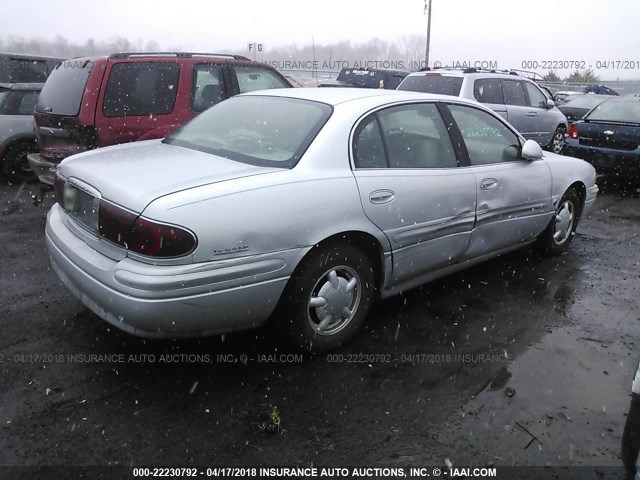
<box><xmin>537</xmin><ymin>188</ymin><xmax>582</xmax><ymax>256</ymax></box>
<box><xmin>274</xmin><ymin>243</ymin><xmax>375</xmax><ymax>352</ymax></box>
<box><xmin>548</xmin><ymin>126</ymin><xmax>566</xmax><ymax>154</ymax></box>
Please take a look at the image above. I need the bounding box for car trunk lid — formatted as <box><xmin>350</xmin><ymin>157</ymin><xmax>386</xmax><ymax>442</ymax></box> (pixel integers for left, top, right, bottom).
<box><xmin>57</xmin><ymin>140</ymin><xmax>281</xmax><ymax>213</ymax></box>
<box><xmin>578</xmin><ymin>121</ymin><xmax>640</xmax><ymax>151</ymax></box>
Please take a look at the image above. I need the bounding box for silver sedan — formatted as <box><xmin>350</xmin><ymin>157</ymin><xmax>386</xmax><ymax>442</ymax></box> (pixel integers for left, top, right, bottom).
<box><xmin>46</xmin><ymin>88</ymin><xmax>598</xmax><ymax>351</ymax></box>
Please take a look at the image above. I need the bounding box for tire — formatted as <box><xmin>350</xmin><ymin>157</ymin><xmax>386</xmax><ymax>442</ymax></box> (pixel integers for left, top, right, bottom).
<box><xmin>274</xmin><ymin>243</ymin><xmax>375</xmax><ymax>352</ymax></box>
<box><xmin>537</xmin><ymin>188</ymin><xmax>582</xmax><ymax>256</ymax></box>
<box><xmin>3</xmin><ymin>141</ymin><xmax>38</xmax><ymax>183</ymax></box>
<box><xmin>547</xmin><ymin>126</ymin><xmax>566</xmax><ymax>154</ymax></box>
<box><xmin>622</xmin><ymin>396</ymin><xmax>640</xmax><ymax>474</ymax></box>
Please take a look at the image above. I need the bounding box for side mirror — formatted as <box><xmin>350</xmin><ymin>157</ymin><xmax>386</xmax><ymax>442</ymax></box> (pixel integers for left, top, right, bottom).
<box><xmin>521</xmin><ymin>139</ymin><xmax>543</xmax><ymax>161</ymax></box>
<box><xmin>546</xmin><ymin>99</ymin><xmax>555</xmax><ymax>109</ymax></box>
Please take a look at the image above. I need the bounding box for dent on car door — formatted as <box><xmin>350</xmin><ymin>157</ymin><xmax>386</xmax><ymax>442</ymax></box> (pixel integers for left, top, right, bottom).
<box><xmin>351</xmin><ymin>102</ymin><xmax>476</xmax><ymax>286</ymax></box>
<box><xmin>446</xmin><ymin>103</ymin><xmax>553</xmax><ymax>259</ymax></box>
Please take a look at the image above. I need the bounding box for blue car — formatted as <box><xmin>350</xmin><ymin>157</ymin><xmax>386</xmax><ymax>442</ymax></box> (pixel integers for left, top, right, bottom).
<box><xmin>563</xmin><ymin>96</ymin><xmax>640</xmax><ymax>176</ymax></box>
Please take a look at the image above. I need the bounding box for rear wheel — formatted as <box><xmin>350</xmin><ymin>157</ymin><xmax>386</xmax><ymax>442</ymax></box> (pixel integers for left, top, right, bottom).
<box><xmin>3</xmin><ymin>141</ymin><xmax>38</xmax><ymax>183</ymax></box>
<box><xmin>537</xmin><ymin>188</ymin><xmax>582</xmax><ymax>256</ymax></box>
<box><xmin>274</xmin><ymin>243</ymin><xmax>375</xmax><ymax>352</ymax></box>
<box><xmin>548</xmin><ymin>126</ymin><xmax>566</xmax><ymax>154</ymax></box>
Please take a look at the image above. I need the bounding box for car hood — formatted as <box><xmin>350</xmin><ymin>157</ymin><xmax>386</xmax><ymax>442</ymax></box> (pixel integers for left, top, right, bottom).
<box><xmin>58</xmin><ymin>140</ymin><xmax>281</xmax><ymax>213</ymax></box>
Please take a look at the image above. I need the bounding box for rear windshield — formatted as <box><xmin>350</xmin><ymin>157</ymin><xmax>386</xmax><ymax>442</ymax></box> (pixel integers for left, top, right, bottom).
<box><xmin>164</xmin><ymin>96</ymin><xmax>332</xmax><ymax>168</ymax></box>
<box><xmin>337</xmin><ymin>69</ymin><xmax>384</xmax><ymax>88</ymax></box>
<box><xmin>397</xmin><ymin>75</ymin><xmax>463</xmax><ymax>96</ymax></box>
<box><xmin>36</xmin><ymin>60</ymin><xmax>93</xmax><ymax>116</ymax></box>
<box><xmin>564</xmin><ymin>95</ymin><xmax>607</xmax><ymax>109</ymax></box>
<box><xmin>586</xmin><ymin>99</ymin><xmax>640</xmax><ymax>124</ymax></box>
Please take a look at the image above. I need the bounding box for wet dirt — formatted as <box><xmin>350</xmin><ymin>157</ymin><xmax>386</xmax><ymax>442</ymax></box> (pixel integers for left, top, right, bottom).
<box><xmin>0</xmin><ymin>179</ymin><xmax>638</xmax><ymax>479</ymax></box>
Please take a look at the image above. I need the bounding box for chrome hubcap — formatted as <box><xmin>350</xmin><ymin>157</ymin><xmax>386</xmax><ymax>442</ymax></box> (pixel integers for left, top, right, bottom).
<box><xmin>552</xmin><ymin>131</ymin><xmax>564</xmax><ymax>153</ymax></box>
<box><xmin>553</xmin><ymin>201</ymin><xmax>574</xmax><ymax>245</ymax></box>
<box><xmin>308</xmin><ymin>266</ymin><xmax>361</xmax><ymax>336</ymax></box>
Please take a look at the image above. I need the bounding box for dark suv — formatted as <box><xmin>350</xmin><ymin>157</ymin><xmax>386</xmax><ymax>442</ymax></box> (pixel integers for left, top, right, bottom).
<box><xmin>28</xmin><ymin>52</ymin><xmax>292</xmax><ymax>185</ymax></box>
<box><xmin>319</xmin><ymin>67</ymin><xmax>409</xmax><ymax>89</ymax></box>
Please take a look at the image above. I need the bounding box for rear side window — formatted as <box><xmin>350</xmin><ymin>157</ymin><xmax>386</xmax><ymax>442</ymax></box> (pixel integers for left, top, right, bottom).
<box><xmin>354</xmin><ymin>103</ymin><xmax>458</xmax><ymax>169</ymax></box>
<box><xmin>36</xmin><ymin>60</ymin><xmax>93</xmax><ymax>116</ymax></box>
<box><xmin>234</xmin><ymin>66</ymin><xmax>289</xmax><ymax>93</ymax></box>
<box><xmin>103</xmin><ymin>62</ymin><xmax>180</xmax><ymax>117</ymax></box>
<box><xmin>192</xmin><ymin>64</ymin><xmax>225</xmax><ymax>112</ymax></box>
<box><xmin>473</xmin><ymin>78</ymin><xmax>504</xmax><ymax>104</ymax></box>
<box><xmin>353</xmin><ymin>116</ymin><xmax>386</xmax><ymax>168</ymax></box>
<box><xmin>0</xmin><ymin>91</ymin><xmax>38</xmax><ymax>115</ymax></box>
<box><xmin>502</xmin><ymin>80</ymin><xmax>527</xmax><ymax>106</ymax></box>
<box><xmin>397</xmin><ymin>75</ymin><xmax>463</xmax><ymax>96</ymax></box>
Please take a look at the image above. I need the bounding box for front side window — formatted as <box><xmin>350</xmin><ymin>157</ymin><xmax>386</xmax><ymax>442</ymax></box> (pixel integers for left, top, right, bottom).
<box><xmin>524</xmin><ymin>82</ymin><xmax>547</xmax><ymax>108</ymax></box>
<box><xmin>234</xmin><ymin>66</ymin><xmax>289</xmax><ymax>93</ymax></box>
<box><xmin>164</xmin><ymin>96</ymin><xmax>332</xmax><ymax>168</ymax></box>
<box><xmin>353</xmin><ymin>103</ymin><xmax>458</xmax><ymax>169</ymax></box>
<box><xmin>473</xmin><ymin>78</ymin><xmax>504</xmax><ymax>104</ymax></box>
<box><xmin>448</xmin><ymin>104</ymin><xmax>521</xmax><ymax>165</ymax></box>
<box><xmin>192</xmin><ymin>64</ymin><xmax>225</xmax><ymax>112</ymax></box>
<box><xmin>502</xmin><ymin>80</ymin><xmax>527</xmax><ymax>107</ymax></box>
<box><xmin>103</xmin><ymin>62</ymin><xmax>180</xmax><ymax>117</ymax></box>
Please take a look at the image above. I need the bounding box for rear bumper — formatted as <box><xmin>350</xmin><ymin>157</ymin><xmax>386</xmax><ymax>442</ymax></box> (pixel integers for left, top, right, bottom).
<box><xmin>563</xmin><ymin>143</ymin><xmax>640</xmax><ymax>175</ymax></box>
<box><xmin>27</xmin><ymin>153</ymin><xmax>56</xmax><ymax>185</ymax></box>
<box><xmin>46</xmin><ymin>204</ymin><xmax>303</xmax><ymax>338</ymax></box>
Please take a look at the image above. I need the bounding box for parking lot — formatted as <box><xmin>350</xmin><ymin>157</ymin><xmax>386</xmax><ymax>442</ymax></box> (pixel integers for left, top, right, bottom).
<box><xmin>0</xmin><ymin>177</ymin><xmax>637</xmax><ymax>476</ymax></box>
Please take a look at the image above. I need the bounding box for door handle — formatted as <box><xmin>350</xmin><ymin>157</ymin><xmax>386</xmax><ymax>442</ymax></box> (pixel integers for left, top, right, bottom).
<box><xmin>526</xmin><ymin>111</ymin><xmax>539</xmax><ymax>117</ymax></box>
<box><xmin>369</xmin><ymin>189</ymin><xmax>395</xmax><ymax>204</ymax></box>
<box><xmin>480</xmin><ymin>178</ymin><xmax>498</xmax><ymax>190</ymax></box>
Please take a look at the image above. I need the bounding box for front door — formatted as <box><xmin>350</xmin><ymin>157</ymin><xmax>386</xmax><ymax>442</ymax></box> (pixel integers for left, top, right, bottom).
<box><xmin>445</xmin><ymin>103</ymin><xmax>554</xmax><ymax>259</ymax></box>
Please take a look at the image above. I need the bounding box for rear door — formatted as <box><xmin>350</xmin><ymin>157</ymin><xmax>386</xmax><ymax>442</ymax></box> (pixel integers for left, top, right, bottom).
<box><xmin>352</xmin><ymin>102</ymin><xmax>476</xmax><ymax>285</ymax></box>
<box><xmin>445</xmin><ymin>103</ymin><xmax>553</xmax><ymax>259</ymax></box>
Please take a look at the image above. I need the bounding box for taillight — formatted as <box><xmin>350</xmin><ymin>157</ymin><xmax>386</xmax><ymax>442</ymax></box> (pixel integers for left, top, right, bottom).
<box><xmin>567</xmin><ymin>123</ymin><xmax>579</xmax><ymax>140</ymax></box>
<box><xmin>54</xmin><ymin>172</ymin><xmax>65</xmax><ymax>206</ymax></box>
<box><xmin>97</xmin><ymin>200</ymin><xmax>196</xmax><ymax>258</ymax></box>
<box><xmin>425</xmin><ymin>72</ymin><xmax>441</xmax><ymax>76</ymax></box>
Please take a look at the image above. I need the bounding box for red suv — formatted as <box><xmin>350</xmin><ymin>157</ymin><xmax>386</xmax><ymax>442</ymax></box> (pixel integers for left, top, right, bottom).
<box><xmin>28</xmin><ymin>52</ymin><xmax>292</xmax><ymax>185</ymax></box>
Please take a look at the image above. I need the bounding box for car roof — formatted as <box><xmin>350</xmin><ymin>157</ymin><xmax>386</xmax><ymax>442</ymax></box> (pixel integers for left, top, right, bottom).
<box><xmin>0</xmin><ymin>82</ymin><xmax>44</xmax><ymax>90</ymax></box>
<box><xmin>244</xmin><ymin>87</ymin><xmax>484</xmax><ymax>107</ymax></box>
<box><xmin>405</xmin><ymin>69</ymin><xmax>527</xmax><ymax>80</ymax></box>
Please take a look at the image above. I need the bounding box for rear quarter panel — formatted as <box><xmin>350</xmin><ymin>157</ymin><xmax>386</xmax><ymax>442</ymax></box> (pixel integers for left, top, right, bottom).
<box><xmin>141</xmin><ymin>105</ymin><xmax>390</xmax><ymax>265</ymax></box>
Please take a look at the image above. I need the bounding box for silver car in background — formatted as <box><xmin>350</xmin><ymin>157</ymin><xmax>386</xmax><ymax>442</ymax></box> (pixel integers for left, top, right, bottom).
<box><xmin>46</xmin><ymin>88</ymin><xmax>597</xmax><ymax>351</ymax></box>
<box><xmin>0</xmin><ymin>82</ymin><xmax>42</xmax><ymax>181</ymax></box>
<box><xmin>397</xmin><ymin>69</ymin><xmax>569</xmax><ymax>154</ymax></box>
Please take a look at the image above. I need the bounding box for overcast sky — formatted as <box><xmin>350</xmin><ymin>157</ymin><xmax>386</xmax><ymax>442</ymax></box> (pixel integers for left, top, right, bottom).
<box><xmin>4</xmin><ymin>0</ymin><xmax>640</xmax><ymax>78</ymax></box>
